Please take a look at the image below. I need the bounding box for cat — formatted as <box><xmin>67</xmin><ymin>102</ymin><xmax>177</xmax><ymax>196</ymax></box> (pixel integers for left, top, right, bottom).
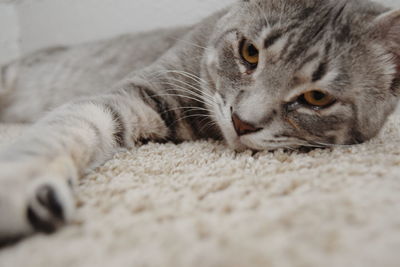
<box><xmin>0</xmin><ymin>0</ymin><xmax>399</xmax><ymax>244</ymax></box>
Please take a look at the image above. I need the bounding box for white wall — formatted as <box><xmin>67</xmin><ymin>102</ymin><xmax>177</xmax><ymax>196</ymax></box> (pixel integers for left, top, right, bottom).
<box><xmin>17</xmin><ymin>0</ymin><xmax>235</xmax><ymax>55</ymax></box>
<box><xmin>0</xmin><ymin>3</ymin><xmax>19</xmax><ymax>64</ymax></box>
<box><xmin>383</xmin><ymin>0</ymin><xmax>399</xmax><ymax>7</ymax></box>
<box><xmin>0</xmin><ymin>0</ymin><xmax>235</xmax><ymax>63</ymax></box>
<box><xmin>0</xmin><ymin>0</ymin><xmax>399</xmax><ymax>64</ymax></box>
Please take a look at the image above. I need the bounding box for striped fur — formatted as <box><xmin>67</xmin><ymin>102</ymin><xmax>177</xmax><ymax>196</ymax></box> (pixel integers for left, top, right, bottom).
<box><xmin>1</xmin><ymin>0</ymin><xmax>400</xmax><ymax>243</ymax></box>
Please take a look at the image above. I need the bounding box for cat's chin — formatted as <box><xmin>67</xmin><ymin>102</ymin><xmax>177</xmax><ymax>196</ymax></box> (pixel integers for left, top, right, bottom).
<box><xmin>226</xmin><ymin>136</ymin><xmax>268</xmax><ymax>152</ymax></box>
<box><xmin>230</xmin><ymin>137</ymin><xmax>294</xmax><ymax>152</ymax></box>
<box><xmin>225</xmin><ymin>137</ymin><xmax>248</xmax><ymax>152</ymax></box>
<box><xmin>221</xmin><ymin>125</ymin><xmax>260</xmax><ymax>152</ymax></box>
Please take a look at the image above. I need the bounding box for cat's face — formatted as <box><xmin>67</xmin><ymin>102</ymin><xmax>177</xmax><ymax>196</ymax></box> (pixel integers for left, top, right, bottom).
<box><xmin>203</xmin><ymin>0</ymin><xmax>400</xmax><ymax>151</ymax></box>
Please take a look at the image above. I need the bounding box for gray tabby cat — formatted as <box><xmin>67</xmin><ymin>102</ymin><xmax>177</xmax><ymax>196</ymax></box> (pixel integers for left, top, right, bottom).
<box><xmin>0</xmin><ymin>0</ymin><xmax>399</xmax><ymax>244</ymax></box>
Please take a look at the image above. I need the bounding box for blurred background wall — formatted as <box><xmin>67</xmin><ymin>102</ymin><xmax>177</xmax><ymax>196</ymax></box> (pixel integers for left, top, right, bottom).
<box><xmin>0</xmin><ymin>0</ymin><xmax>234</xmax><ymax>64</ymax></box>
<box><xmin>0</xmin><ymin>0</ymin><xmax>398</xmax><ymax>65</ymax></box>
<box><xmin>0</xmin><ymin>2</ymin><xmax>19</xmax><ymax>64</ymax></box>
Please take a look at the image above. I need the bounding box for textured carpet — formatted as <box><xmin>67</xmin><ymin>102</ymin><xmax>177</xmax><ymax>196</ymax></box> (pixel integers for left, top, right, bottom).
<box><xmin>0</xmin><ymin>110</ymin><xmax>399</xmax><ymax>267</ymax></box>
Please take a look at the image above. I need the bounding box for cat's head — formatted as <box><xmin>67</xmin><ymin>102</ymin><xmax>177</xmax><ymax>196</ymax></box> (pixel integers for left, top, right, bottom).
<box><xmin>203</xmin><ymin>0</ymin><xmax>400</xmax><ymax>151</ymax></box>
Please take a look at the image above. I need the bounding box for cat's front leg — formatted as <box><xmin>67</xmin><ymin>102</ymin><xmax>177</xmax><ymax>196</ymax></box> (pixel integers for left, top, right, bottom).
<box><xmin>0</xmin><ymin>87</ymin><xmax>171</xmax><ymax>243</ymax></box>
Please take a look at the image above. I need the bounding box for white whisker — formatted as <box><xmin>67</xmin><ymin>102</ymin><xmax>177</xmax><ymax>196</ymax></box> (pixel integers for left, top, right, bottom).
<box><xmin>165</xmin><ymin>78</ymin><xmax>215</xmax><ymax>102</ymax></box>
<box><xmin>141</xmin><ymin>92</ymin><xmax>214</xmax><ymax>108</ymax></box>
<box><xmin>151</xmin><ymin>69</ymin><xmax>209</xmax><ymax>86</ymax></box>
<box><xmin>167</xmin><ymin>37</ymin><xmax>211</xmax><ymax>52</ymax></box>
<box><xmin>160</xmin><ymin>106</ymin><xmax>211</xmax><ymax>116</ymax></box>
<box><xmin>171</xmin><ymin>114</ymin><xmax>213</xmax><ymax>126</ymax></box>
<box><xmin>161</xmin><ymin>83</ymin><xmax>215</xmax><ymax>106</ymax></box>
<box><xmin>200</xmin><ymin>120</ymin><xmax>218</xmax><ymax>133</ymax></box>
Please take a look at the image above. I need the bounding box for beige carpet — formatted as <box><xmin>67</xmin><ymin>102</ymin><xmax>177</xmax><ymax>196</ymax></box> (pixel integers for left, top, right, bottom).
<box><xmin>0</xmin><ymin>111</ymin><xmax>399</xmax><ymax>267</ymax></box>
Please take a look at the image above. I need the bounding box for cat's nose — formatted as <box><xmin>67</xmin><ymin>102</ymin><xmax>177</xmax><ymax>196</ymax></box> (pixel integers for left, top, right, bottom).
<box><xmin>231</xmin><ymin>113</ymin><xmax>261</xmax><ymax>136</ymax></box>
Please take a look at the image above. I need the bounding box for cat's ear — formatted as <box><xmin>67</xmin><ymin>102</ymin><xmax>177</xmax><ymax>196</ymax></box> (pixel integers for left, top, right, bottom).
<box><xmin>370</xmin><ymin>9</ymin><xmax>400</xmax><ymax>58</ymax></box>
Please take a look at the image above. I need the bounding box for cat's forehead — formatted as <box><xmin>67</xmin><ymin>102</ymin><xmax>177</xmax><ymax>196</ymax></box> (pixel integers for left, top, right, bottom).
<box><xmin>223</xmin><ymin>0</ymin><xmax>389</xmax><ymax>63</ymax></box>
<box><xmin>235</xmin><ymin>0</ymin><xmax>386</xmax><ymax>32</ymax></box>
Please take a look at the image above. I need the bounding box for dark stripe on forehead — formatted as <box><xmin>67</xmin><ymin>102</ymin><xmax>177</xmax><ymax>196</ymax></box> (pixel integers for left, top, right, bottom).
<box><xmin>298</xmin><ymin>7</ymin><xmax>316</xmax><ymax>21</ymax></box>
<box><xmin>332</xmin><ymin>3</ymin><xmax>346</xmax><ymax>26</ymax></box>
<box><xmin>263</xmin><ymin>21</ymin><xmax>301</xmax><ymax>51</ymax></box>
<box><xmin>335</xmin><ymin>25</ymin><xmax>351</xmax><ymax>43</ymax></box>
<box><xmin>264</xmin><ymin>31</ymin><xmax>283</xmax><ymax>49</ymax></box>
<box><xmin>284</xmin><ymin>6</ymin><xmax>335</xmax><ymax>63</ymax></box>
<box><xmin>279</xmin><ymin>32</ymin><xmax>295</xmax><ymax>60</ymax></box>
<box><xmin>310</xmin><ymin>11</ymin><xmax>332</xmax><ymax>40</ymax></box>
<box><xmin>298</xmin><ymin>51</ymin><xmax>319</xmax><ymax>70</ymax></box>
<box><xmin>312</xmin><ymin>62</ymin><xmax>328</xmax><ymax>82</ymax></box>
<box><xmin>324</xmin><ymin>42</ymin><xmax>332</xmax><ymax>54</ymax></box>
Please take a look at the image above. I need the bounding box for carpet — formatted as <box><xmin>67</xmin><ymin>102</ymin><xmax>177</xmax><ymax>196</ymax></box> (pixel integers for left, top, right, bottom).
<box><xmin>0</xmin><ymin>109</ymin><xmax>399</xmax><ymax>267</ymax></box>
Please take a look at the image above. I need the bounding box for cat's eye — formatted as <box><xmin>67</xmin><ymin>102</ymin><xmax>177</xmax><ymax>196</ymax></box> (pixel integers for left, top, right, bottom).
<box><xmin>300</xmin><ymin>90</ymin><xmax>336</xmax><ymax>108</ymax></box>
<box><xmin>240</xmin><ymin>39</ymin><xmax>259</xmax><ymax>68</ymax></box>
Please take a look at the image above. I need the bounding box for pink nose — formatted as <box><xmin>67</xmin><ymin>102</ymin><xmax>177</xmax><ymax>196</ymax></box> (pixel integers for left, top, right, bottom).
<box><xmin>231</xmin><ymin>113</ymin><xmax>261</xmax><ymax>136</ymax></box>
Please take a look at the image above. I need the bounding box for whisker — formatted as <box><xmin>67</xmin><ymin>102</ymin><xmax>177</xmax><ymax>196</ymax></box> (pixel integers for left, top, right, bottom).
<box><xmin>141</xmin><ymin>93</ymin><xmax>214</xmax><ymax>108</ymax></box>
<box><xmin>162</xmin><ymin>84</ymin><xmax>215</xmax><ymax>107</ymax></box>
<box><xmin>162</xmin><ymin>78</ymin><xmax>214</xmax><ymax>101</ymax></box>
<box><xmin>147</xmin><ymin>70</ymin><xmax>217</xmax><ymax>104</ymax></box>
<box><xmin>159</xmin><ymin>106</ymin><xmax>211</xmax><ymax>116</ymax></box>
<box><xmin>200</xmin><ymin>120</ymin><xmax>218</xmax><ymax>133</ymax></box>
<box><xmin>164</xmin><ymin>78</ymin><xmax>215</xmax><ymax>102</ymax></box>
<box><xmin>151</xmin><ymin>69</ymin><xmax>209</xmax><ymax>88</ymax></box>
<box><xmin>162</xmin><ymin>83</ymin><xmax>209</xmax><ymax>101</ymax></box>
<box><xmin>167</xmin><ymin>37</ymin><xmax>211</xmax><ymax>52</ymax></box>
<box><xmin>262</xmin><ymin>137</ymin><xmax>328</xmax><ymax>149</ymax></box>
<box><xmin>167</xmin><ymin>70</ymin><xmax>208</xmax><ymax>84</ymax></box>
<box><xmin>299</xmin><ymin>143</ymin><xmax>326</xmax><ymax>148</ymax></box>
<box><xmin>171</xmin><ymin>114</ymin><xmax>213</xmax><ymax>127</ymax></box>
<box><xmin>309</xmin><ymin>141</ymin><xmax>355</xmax><ymax>148</ymax></box>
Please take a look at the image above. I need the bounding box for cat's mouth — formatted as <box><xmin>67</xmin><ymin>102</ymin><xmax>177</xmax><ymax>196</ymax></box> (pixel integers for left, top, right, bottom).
<box><xmin>212</xmin><ymin>94</ymin><xmax>289</xmax><ymax>152</ymax></box>
<box><xmin>218</xmin><ymin>111</ymin><xmax>259</xmax><ymax>151</ymax></box>
<box><xmin>214</xmin><ymin>104</ymin><xmax>301</xmax><ymax>152</ymax></box>
<box><xmin>211</xmin><ymin>100</ymin><xmax>245</xmax><ymax>150</ymax></box>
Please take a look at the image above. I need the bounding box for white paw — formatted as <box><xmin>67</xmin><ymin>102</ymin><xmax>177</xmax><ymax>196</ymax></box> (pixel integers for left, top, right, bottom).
<box><xmin>0</xmin><ymin>157</ymin><xmax>77</xmax><ymax>245</ymax></box>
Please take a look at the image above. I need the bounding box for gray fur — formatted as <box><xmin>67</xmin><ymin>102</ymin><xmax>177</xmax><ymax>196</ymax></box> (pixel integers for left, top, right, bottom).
<box><xmin>0</xmin><ymin>0</ymin><xmax>399</xmax><ymax>243</ymax></box>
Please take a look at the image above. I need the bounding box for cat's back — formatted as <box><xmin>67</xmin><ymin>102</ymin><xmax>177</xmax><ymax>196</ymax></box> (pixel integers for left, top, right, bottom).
<box><xmin>0</xmin><ymin>26</ymin><xmax>191</xmax><ymax>122</ymax></box>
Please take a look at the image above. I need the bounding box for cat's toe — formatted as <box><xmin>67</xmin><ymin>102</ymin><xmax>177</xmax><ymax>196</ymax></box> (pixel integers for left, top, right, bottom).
<box><xmin>26</xmin><ymin>181</ymin><xmax>75</xmax><ymax>234</ymax></box>
<box><xmin>36</xmin><ymin>185</ymin><xmax>65</xmax><ymax>220</ymax></box>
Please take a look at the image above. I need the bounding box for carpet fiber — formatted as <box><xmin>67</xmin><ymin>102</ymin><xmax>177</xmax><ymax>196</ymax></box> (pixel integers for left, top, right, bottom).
<box><xmin>0</xmin><ymin>111</ymin><xmax>400</xmax><ymax>267</ymax></box>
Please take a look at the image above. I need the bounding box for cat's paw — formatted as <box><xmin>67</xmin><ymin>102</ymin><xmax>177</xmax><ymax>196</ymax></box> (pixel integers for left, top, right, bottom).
<box><xmin>26</xmin><ymin>180</ymin><xmax>75</xmax><ymax>234</ymax></box>
<box><xmin>0</xmin><ymin>157</ymin><xmax>77</xmax><ymax>245</ymax></box>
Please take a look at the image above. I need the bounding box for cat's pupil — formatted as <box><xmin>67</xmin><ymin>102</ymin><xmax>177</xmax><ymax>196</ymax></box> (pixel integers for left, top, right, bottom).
<box><xmin>247</xmin><ymin>44</ymin><xmax>258</xmax><ymax>57</ymax></box>
<box><xmin>312</xmin><ymin>91</ymin><xmax>326</xmax><ymax>101</ymax></box>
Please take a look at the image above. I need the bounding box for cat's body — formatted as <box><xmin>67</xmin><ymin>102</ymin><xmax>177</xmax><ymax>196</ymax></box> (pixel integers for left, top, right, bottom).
<box><xmin>0</xmin><ymin>0</ymin><xmax>399</xmax><ymax>244</ymax></box>
<box><xmin>0</xmin><ymin>26</ymin><xmax>191</xmax><ymax>123</ymax></box>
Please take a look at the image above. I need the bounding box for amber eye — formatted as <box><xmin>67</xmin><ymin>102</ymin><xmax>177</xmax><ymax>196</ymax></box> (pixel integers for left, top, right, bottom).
<box><xmin>240</xmin><ymin>39</ymin><xmax>259</xmax><ymax>67</ymax></box>
<box><xmin>301</xmin><ymin>90</ymin><xmax>336</xmax><ymax>108</ymax></box>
